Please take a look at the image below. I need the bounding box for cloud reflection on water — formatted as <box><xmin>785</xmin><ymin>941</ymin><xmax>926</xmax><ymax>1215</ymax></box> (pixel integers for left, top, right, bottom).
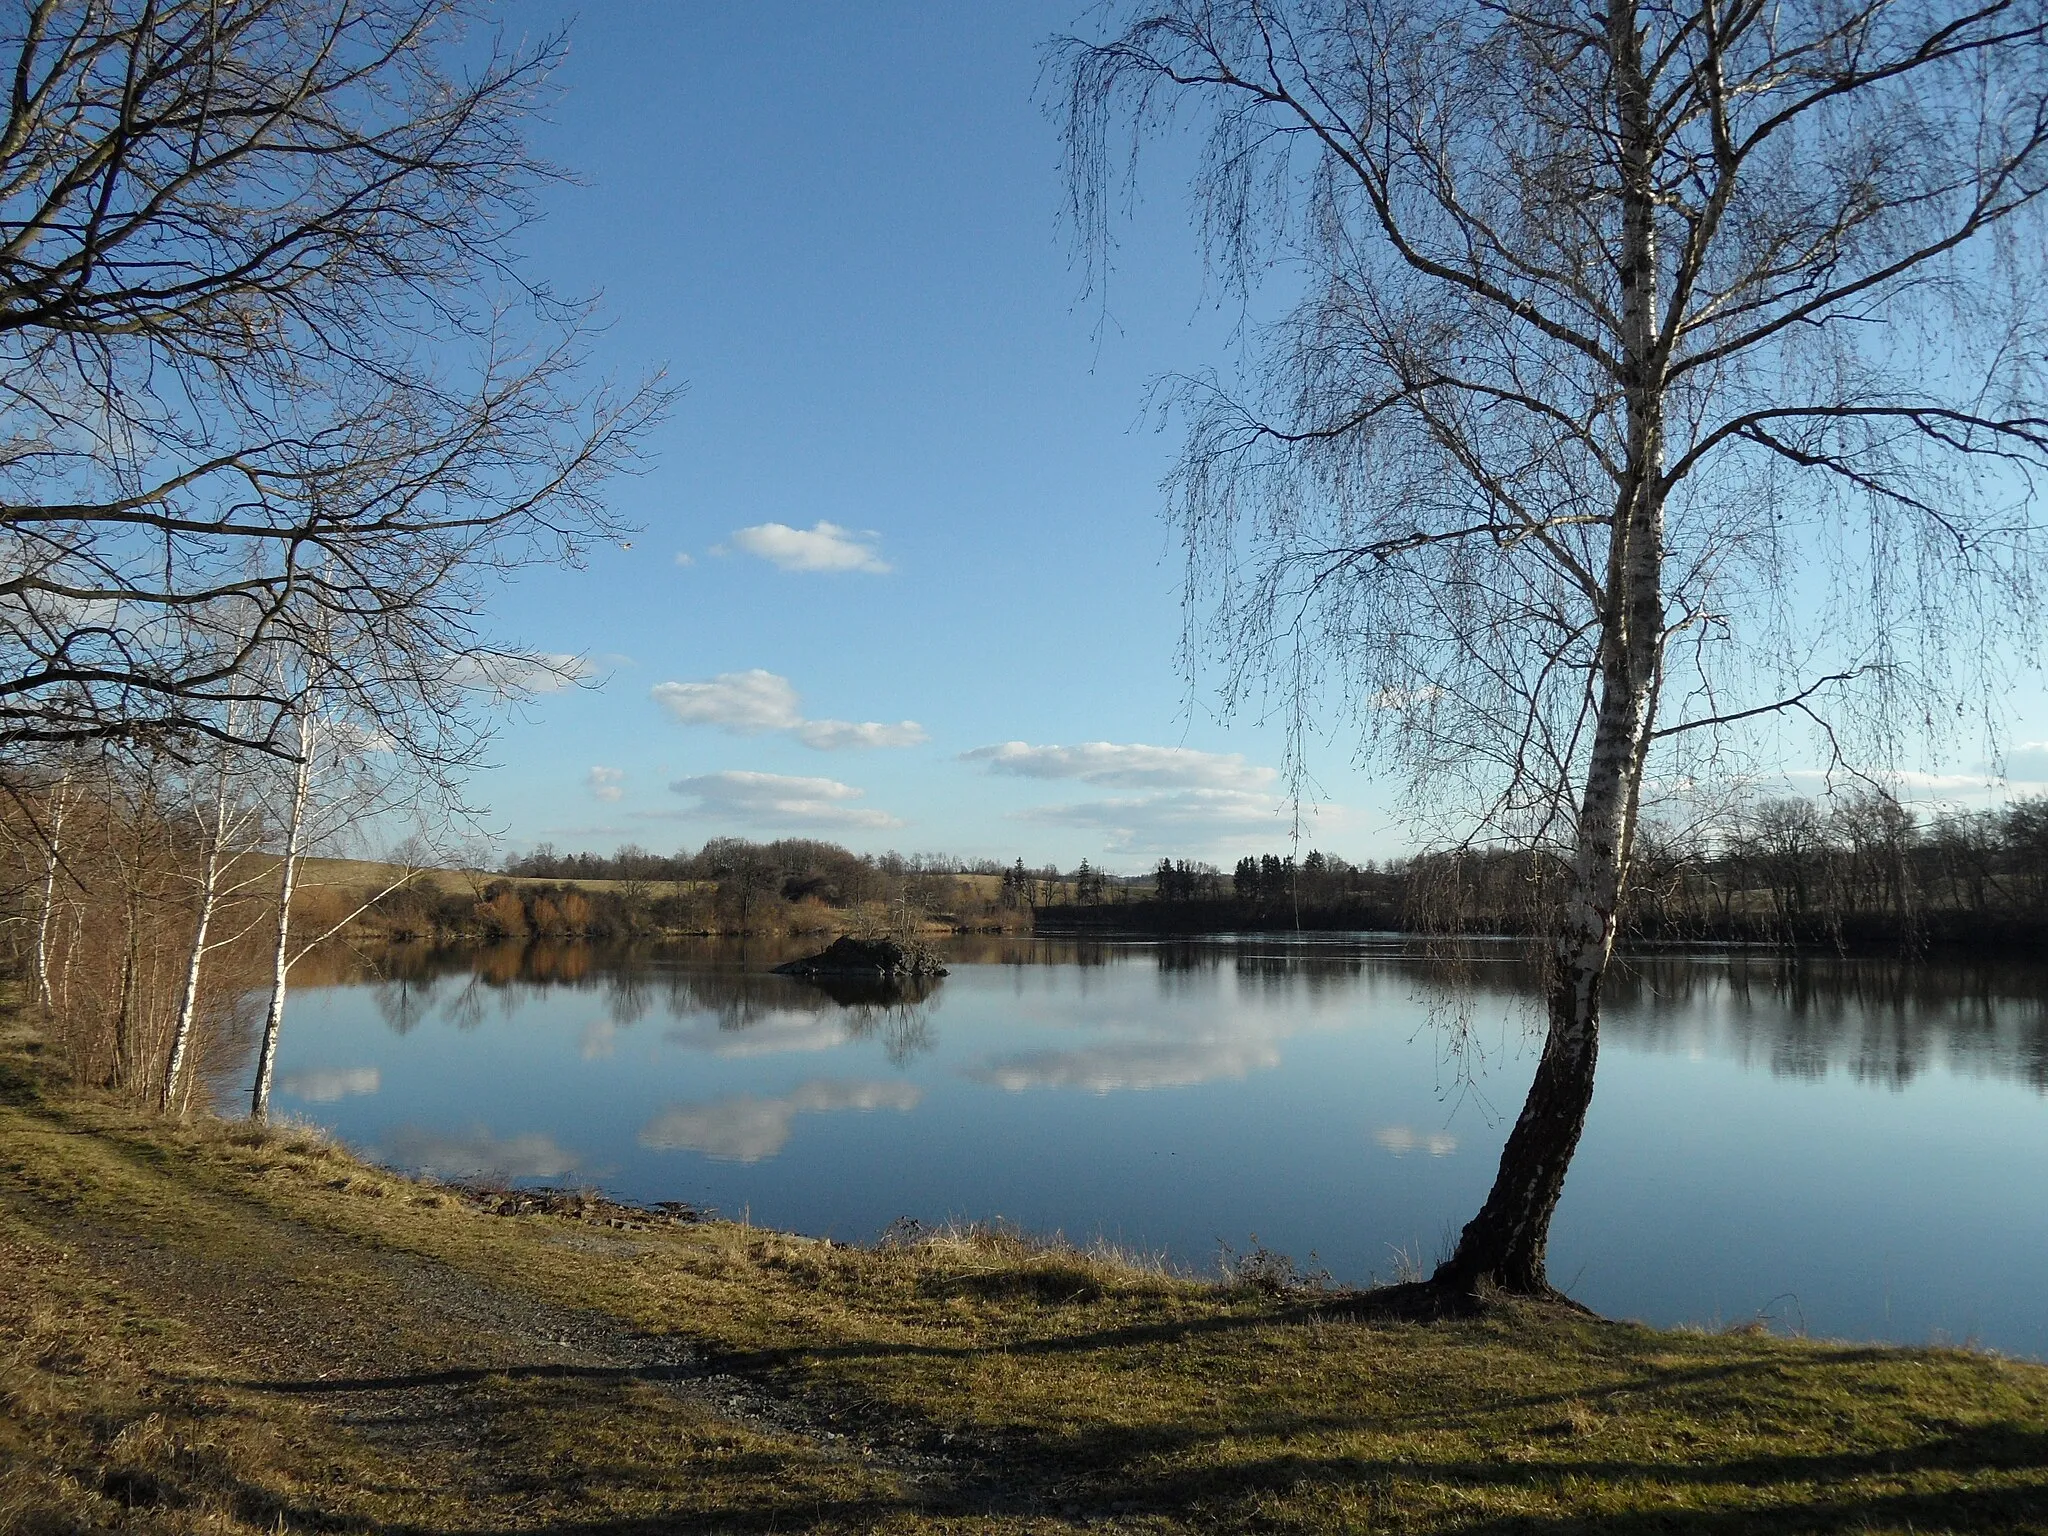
<box><xmin>638</xmin><ymin>1078</ymin><xmax>923</xmax><ymax>1162</ymax></box>
<box><xmin>381</xmin><ymin>1125</ymin><xmax>585</xmax><ymax>1180</ymax></box>
<box><xmin>1375</xmin><ymin>1125</ymin><xmax>1458</xmax><ymax>1156</ymax></box>
<box><xmin>965</xmin><ymin>1036</ymin><xmax>1280</xmax><ymax>1093</ymax></box>
<box><xmin>664</xmin><ymin>1012</ymin><xmax>852</xmax><ymax>1058</ymax></box>
<box><xmin>279</xmin><ymin>1065</ymin><xmax>380</xmax><ymax>1101</ymax></box>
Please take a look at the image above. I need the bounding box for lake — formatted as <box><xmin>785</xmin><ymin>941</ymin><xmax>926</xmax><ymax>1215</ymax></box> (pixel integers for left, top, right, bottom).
<box><xmin>246</xmin><ymin>935</ymin><xmax>2048</xmax><ymax>1357</ymax></box>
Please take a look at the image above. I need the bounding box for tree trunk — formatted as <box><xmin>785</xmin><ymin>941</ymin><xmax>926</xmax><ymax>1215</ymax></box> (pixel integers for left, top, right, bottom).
<box><xmin>110</xmin><ymin>779</ymin><xmax>154</xmax><ymax>1095</ymax></box>
<box><xmin>250</xmin><ymin>717</ymin><xmax>313</xmax><ymax>1122</ymax></box>
<box><xmin>32</xmin><ymin>771</ymin><xmax>70</xmax><ymax>1009</ymax></box>
<box><xmin>1431</xmin><ymin>3</ymin><xmax>1665</xmax><ymax>1299</ymax></box>
<box><xmin>162</xmin><ymin>766</ymin><xmax>230</xmax><ymax>1114</ymax></box>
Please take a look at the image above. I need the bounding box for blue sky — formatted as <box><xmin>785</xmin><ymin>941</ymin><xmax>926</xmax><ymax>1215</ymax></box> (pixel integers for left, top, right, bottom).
<box><xmin>452</xmin><ymin>2</ymin><xmax>2047</xmax><ymax>872</ymax></box>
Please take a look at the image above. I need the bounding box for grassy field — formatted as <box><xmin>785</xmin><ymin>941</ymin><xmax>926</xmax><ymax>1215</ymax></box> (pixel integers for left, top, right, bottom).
<box><xmin>3</xmin><ymin>1023</ymin><xmax>2046</xmax><ymax>1533</ymax></box>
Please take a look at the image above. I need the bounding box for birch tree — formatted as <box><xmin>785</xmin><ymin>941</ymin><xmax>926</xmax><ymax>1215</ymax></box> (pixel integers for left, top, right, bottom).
<box><xmin>246</xmin><ymin>701</ymin><xmax>428</xmax><ymax>1122</ymax></box>
<box><xmin>30</xmin><ymin>759</ymin><xmax>78</xmax><ymax>1007</ymax></box>
<box><xmin>1060</xmin><ymin>0</ymin><xmax>2048</xmax><ymax>1299</ymax></box>
<box><xmin>249</xmin><ymin>710</ymin><xmax>313</xmax><ymax>1122</ymax></box>
<box><xmin>160</xmin><ymin>728</ymin><xmax>271</xmax><ymax>1114</ymax></box>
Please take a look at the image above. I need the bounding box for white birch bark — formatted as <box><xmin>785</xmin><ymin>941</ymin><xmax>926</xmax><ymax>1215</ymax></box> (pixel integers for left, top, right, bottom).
<box><xmin>250</xmin><ymin>713</ymin><xmax>314</xmax><ymax>1122</ymax></box>
<box><xmin>32</xmin><ymin>770</ymin><xmax>71</xmax><ymax>1009</ymax></box>
<box><xmin>163</xmin><ymin>739</ymin><xmax>239</xmax><ymax>1114</ymax></box>
<box><xmin>1435</xmin><ymin>5</ymin><xmax>1668</xmax><ymax>1292</ymax></box>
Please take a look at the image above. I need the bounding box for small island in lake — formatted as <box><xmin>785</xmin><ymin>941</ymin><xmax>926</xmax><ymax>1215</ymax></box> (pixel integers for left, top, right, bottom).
<box><xmin>772</xmin><ymin>934</ymin><xmax>949</xmax><ymax>979</ymax></box>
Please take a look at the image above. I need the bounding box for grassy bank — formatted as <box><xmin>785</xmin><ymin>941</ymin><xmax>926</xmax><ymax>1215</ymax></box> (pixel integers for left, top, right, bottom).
<box><xmin>3</xmin><ymin>1028</ymin><xmax>2046</xmax><ymax>1532</ymax></box>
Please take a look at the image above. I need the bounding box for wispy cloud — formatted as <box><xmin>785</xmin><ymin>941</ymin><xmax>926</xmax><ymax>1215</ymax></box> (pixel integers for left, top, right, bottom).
<box><xmin>651</xmin><ymin>669</ymin><xmax>925</xmax><ymax>751</ymax></box>
<box><xmin>797</xmin><ymin>718</ymin><xmax>926</xmax><ymax>749</ymax></box>
<box><xmin>673</xmin><ymin>550</ymin><xmax>695</xmax><ymax>567</ymax></box>
<box><xmin>447</xmin><ymin>651</ymin><xmax>594</xmax><ymax>697</ymax></box>
<box><xmin>1016</xmin><ymin>787</ymin><xmax>1289</xmax><ymax>854</ymax></box>
<box><xmin>669</xmin><ymin>770</ymin><xmax>903</xmax><ymax>829</ymax></box>
<box><xmin>730</xmin><ymin>520</ymin><xmax>890</xmax><ymax>574</ymax></box>
<box><xmin>1780</xmin><ymin>765</ymin><xmax>2048</xmax><ymax>801</ymax></box>
<box><xmin>638</xmin><ymin>1079</ymin><xmax>921</xmax><ymax>1162</ymax></box>
<box><xmin>279</xmin><ymin>1066</ymin><xmax>380</xmax><ymax>1102</ymax></box>
<box><xmin>2009</xmin><ymin>741</ymin><xmax>2048</xmax><ymax>780</ymax></box>
<box><xmin>587</xmin><ymin>765</ymin><xmax>625</xmax><ymax>803</ymax></box>
<box><xmin>962</xmin><ymin>740</ymin><xmax>1275</xmax><ymax>791</ymax></box>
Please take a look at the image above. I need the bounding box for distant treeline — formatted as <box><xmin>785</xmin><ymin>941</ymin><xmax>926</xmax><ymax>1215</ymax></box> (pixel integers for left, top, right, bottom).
<box><xmin>1042</xmin><ymin>794</ymin><xmax>2048</xmax><ymax>952</ymax></box>
<box><xmin>364</xmin><ymin>840</ymin><xmax>1110</xmax><ymax>943</ymax></box>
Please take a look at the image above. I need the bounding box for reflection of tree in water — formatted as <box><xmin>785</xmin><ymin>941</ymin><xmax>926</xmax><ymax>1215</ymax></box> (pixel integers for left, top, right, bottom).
<box><xmin>327</xmin><ymin>935</ymin><xmax>2048</xmax><ymax>1092</ymax></box>
<box><xmin>801</xmin><ymin>973</ymin><xmax>940</xmax><ymax>1066</ymax></box>
<box><xmin>660</xmin><ymin>965</ymin><xmax>805</xmax><ymax>1033</ymax></box>
<box><xmin>603</xmin><ymin>966</ymin><xmax>654</xmax><ymax>1027</ymax></box>
<box><xmin>372</xmin><ymin>975</ymin><xmax>442</xmax><ymax>1036</ymax></box>
<box><xmin>1604</xmin><ymin>954</ymin><xmax>2048</xmax><ymax>1092</ymax></box>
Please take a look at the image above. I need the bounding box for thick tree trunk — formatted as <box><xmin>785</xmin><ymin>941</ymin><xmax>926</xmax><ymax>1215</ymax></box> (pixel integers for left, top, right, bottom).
<box><xmin>1431</xmin><ymin>669</ymin><xmax>1644</xmax><ymax>1295</ymax></box>
<box><xmin>250</xmin><ymin>718</ymin><xmax>312</xmax><ymax>1122</ymax></box>
<box><xmin>1430</xmin><ymin>3</ymin><xmax>1665</xmax><ymax>1299</ymax></box>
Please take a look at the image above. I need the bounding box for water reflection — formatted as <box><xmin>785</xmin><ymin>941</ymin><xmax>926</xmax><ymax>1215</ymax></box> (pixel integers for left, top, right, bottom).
<box><xmin>329</xmin><ymin>938</ymin><xmax>2048</xmax><ymax>1096</ymax></box>
<box><xmin>638</xmin><ymin>1079</ymin><xmax>923</xmax><ymax>1163</ymax></box>
<box><xmin>267</xmin><ymin>933</ymin><xmax>2048</xmax><ymax>1356</ymax></box>
<box><xmin>382</xmin><ymin>1124</ymin><xmax>587</xmax><ymax>1181</ymax></box>
<box><xmin>1604</xmin><ymin>954</ymin><xmax>2048</xmax><ymax>1093</ymax></box>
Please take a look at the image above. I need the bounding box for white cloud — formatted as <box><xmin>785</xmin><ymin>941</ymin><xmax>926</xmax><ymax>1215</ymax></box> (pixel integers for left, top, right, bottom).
<box><xmin>2000</xmin><ymin>741</ymin><xmax>2048</xmax><ymax>781</ymax></box>
<box><xmin>653</xmin><ymin>670</ymin><xmax>802</xmax><ymax>733</ymax></box>
<box><xmin>1778</xmin><ymin>766</ymin><xmax>2048</xmax><ymax>804</ymax></box>
<box><xmin>1375</xmin><ymin>1125</ymin><xmax>1459</xmax><ymax>1157</ymax></box>
<box><xmin>279</xmin><ymin>1066</ymin><xmax>380</xmax><ymax>1102</ymax></box>
<box><xmin>381</xmin><ymin>1125</ymin><xmax>583</xmax><ymax>1180</ymax></box>
<box><xmin>962</xmin><ymin>740</ymin><xmax>1276</xmax><ymax>791</ymax></box>
<box><xmin>447</xmin><ymin>651</ymin><xmax>594</xmax><ymax>697</ymax></box>
<box><xmin>638</xmin><ymin>1079</ymin><xmax>922</xmax><ymax>1162</ymax></box>
<box><xmin>796</xmin><ymin>718</ymin><xmax>928</xmax><ymax>750</ymax></box>
<box><xmin>965</xmin><ymin>1038</ymin><xmax>1278</xmax><ymax>1094</ymax></box>
<box><xmin>322</xmin><ymin>720</ymin><xmax>398</xmax><ymax>755</ymax></box>
<box><xmin>670</xmin><ymin>770</ymin><xmax>903</xmax><ymax>829</ymax></box>
<box><xmin>1016</xmin><ymin>787</ymin><xmax>1289</xmax><ymax>854</ymax></box>
<box><xmin>730</xmin><ymin>520</ymin><xmax>891</xmax><ymax>574</ymax></box>
<box><xmin>673</xmin><ymin>550</ymin><xmax>695</xmax><ymax>567</ymax></box>
<box><xmin>651</xmin><ymin>669</ymin><xmax>924</xmax><ymax>751</ymax></box>
<box><xmin>587</xmin><ymin>766</ymin><xmax>626</xmax><ymax>803</ymax></box>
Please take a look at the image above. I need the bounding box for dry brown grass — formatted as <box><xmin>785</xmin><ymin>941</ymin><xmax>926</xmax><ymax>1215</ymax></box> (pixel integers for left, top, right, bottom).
<box><xmin>5</xmin><ymin>1022</ymin><xmax>2048</xmax><ymax>1533</ymax></box>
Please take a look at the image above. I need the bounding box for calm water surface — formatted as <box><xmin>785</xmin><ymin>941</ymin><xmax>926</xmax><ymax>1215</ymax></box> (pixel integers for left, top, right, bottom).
<box><xmin>249</xmin><ymin>936</ymin><xmax>2048</xmax><ymax>1356</ymax></box>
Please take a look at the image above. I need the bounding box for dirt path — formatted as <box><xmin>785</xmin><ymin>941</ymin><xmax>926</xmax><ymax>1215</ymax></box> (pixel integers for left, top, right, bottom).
<box><xmin>0</xmin><ymin>1105</ymin><xmax>973</xmax><ymax>1530</ymax></box>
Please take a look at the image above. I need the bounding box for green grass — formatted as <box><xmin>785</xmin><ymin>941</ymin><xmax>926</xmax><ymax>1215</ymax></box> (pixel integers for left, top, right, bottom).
<box><xmin>2</xmin><ymin>1023</ymin><xmax>2045</xmax><ymax>1533</ymax></box>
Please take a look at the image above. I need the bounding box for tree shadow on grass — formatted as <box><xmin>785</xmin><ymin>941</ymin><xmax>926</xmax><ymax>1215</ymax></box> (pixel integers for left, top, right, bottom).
<box><xmin>205</xmin><ymin>1347</ymin><xmax>2048</xmax><ymax>1534</ymax></box>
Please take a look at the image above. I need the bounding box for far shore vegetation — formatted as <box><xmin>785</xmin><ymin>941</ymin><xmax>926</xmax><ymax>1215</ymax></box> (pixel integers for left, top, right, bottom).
<box><xmin>6</xmin><ymin>757</ymin><xmax>2046</xmax><ymax>1131</ymax></box>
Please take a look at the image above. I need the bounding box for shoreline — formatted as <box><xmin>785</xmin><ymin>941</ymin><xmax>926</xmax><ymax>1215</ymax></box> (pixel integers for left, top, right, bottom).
<box><xmin>8</xmin><ymin>1021</ymin><xmax>2048</xmax><ymax>1532</ymax></box>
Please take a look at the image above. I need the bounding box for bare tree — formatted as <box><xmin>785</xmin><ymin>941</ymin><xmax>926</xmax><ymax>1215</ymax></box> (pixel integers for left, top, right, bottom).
<box><xmin>247</xmin><ymin>697</ymin><xmax>428</xmax><ymax>1121</ymax></box>
<box><xmin>29</xmin><ymin>756</ymin><xmax>79</xmax><ymax>1006</ymax></box>
<box><xmin>160</xmin><ymin>721</ymin><xmax>271</xmax><ymax>1113</ymax></box>
<box><xmin>1060</xmin><ymin>0</ymin><xmax>2048</xmax><ymax>1299</ymax></box>
<box><xmin>0</xmin><ymin>0</ymin><xmax>667</xmax><ymax>767</ymax></box>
